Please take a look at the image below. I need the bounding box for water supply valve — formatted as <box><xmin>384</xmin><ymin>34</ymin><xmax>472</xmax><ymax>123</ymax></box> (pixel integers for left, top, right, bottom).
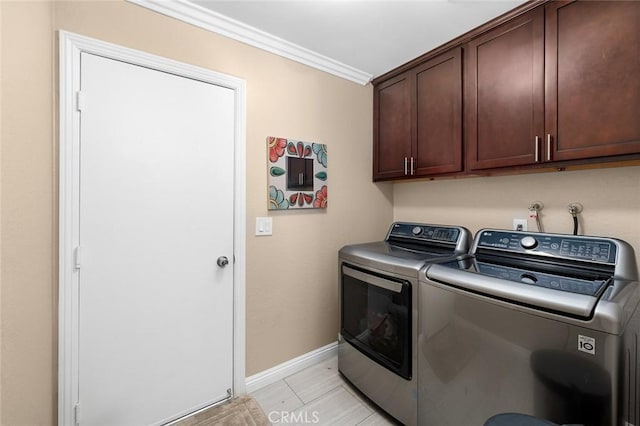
<box><xmin>528</xmin><ymin>201</ymin><xmax>544</xmax><ymax>232</ymax></box>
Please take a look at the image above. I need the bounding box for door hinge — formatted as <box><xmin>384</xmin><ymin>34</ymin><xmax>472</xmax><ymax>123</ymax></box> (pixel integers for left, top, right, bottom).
<box><xmin>74</xmin><ymin>403</ymin><xmax>81</xmax><ymax>425</ymax></box>
<box><xmin>76</xmin><ymin>91</ymin><xmax>85</xmax><ymax>112</ymax></box>
<box><xmin>74</xmin><ymin>246</ymin><xmax>81</xmax><ymax>270</ymax></box>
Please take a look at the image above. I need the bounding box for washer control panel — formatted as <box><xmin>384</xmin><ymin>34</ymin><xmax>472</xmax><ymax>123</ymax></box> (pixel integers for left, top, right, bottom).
<box><xmin>389</xmin><ymin>223</ymin><xmax>460</xmax><ymax>244</ymax></box>
<box><xmin>476</xmin><ymin>230</ymin><xmax>617</xmax><ymax>264</ymax></box>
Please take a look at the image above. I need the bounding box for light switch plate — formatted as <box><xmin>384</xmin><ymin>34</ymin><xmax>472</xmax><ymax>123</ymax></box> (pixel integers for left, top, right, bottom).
<box><xmin>255</xmin><ymin>217</ymin><xmax>272</xmax><ymax>236</ymax></box>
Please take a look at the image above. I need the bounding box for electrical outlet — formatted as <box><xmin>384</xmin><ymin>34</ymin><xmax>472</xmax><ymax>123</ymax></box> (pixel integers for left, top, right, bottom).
<box><xmin>513</xmin><ymin>219</ymin><xmax>528</xmax><ymax>231</ymax></box>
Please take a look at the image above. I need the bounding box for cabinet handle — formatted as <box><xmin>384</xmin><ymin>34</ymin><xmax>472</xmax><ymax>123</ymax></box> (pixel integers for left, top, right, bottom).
<box><xmin>404</xmin><ymin>157</ymin><xmax>408</xmax><ymax>175</ymax></box>
<box><xmin>547</xmin><ymin>134</ymin><xmax>552</xmax><ymax>161</ymax></box>
<box><xmin>534</xmin><ymin>136</ymin><xmax>540</xmax><ymax>162</ymax></box>
<box><xmin>410</xmin><ymin>157</ymin><xmax>414</xmax><ymax>175</ymax></box>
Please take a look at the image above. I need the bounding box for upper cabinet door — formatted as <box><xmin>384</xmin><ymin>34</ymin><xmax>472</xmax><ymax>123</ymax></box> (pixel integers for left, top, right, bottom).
<box><xmin>545</xmin><ymin>0</ymin><xmax>640</xmax><ymax>161</ymax></box>
<box><xmin>466</xmin><ymin>8</ymin><xmax>545</xmax><ymax>171</ymax></box>
<box><xmin>413</xmin><ymin>48</ymin><xmax>463</xmax><ymax>176</ymax></box>
<box><xmin>373</xmin><ymin>73</ymin><xmax>412</xmax><ymax>180</ymax></box>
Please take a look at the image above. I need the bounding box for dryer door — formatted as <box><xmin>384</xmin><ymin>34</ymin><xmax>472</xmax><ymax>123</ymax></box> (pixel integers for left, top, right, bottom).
<box><xmin>340</xmin><ymin>264</ymin><xmax>412</xmax><ymax>379</ymax></box>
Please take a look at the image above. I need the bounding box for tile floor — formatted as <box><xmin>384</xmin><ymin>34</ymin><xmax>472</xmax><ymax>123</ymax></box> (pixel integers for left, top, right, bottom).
<box><xmin>251</xmin><ymin>355</ymin><xmax>401</xmax><ymax>425</ymax></box>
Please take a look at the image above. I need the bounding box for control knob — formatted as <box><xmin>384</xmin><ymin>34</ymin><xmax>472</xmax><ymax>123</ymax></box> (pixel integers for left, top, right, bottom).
<box><xmin>520</xmin><ymin>236</ymin><xmax>538</xmax><ymax>250</ymax></box>
<box><xmin>412</xmin><ymin>226</ymin><xmax>423</xmax><ymax>236</ymax></box>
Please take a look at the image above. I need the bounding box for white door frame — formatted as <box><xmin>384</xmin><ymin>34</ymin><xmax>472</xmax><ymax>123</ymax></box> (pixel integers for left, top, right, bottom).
<box><xmin>58</xmin><ymin>31</ymin><xmax>246</xmax><ymax>426</ymax></box>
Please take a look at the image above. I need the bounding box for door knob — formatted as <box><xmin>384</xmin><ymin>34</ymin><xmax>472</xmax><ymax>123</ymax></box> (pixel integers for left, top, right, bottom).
<box><xmin>217</xmin><ymin>256</ymin><xmax>229</xmax><ymax>268</ymax></box>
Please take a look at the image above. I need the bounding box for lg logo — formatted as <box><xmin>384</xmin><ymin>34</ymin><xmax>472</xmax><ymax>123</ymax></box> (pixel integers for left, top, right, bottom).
<box><xmin>578</xmin><ymin>334</ymin><xmax>595</xmax><ymax>355</ymax></box>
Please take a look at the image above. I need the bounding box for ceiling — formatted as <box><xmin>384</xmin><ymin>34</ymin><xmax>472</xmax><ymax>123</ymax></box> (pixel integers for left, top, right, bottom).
<box><xmin>191</xmin><ymin>0</ymin><xmax>526</xmax><ymax>80</ymax></box>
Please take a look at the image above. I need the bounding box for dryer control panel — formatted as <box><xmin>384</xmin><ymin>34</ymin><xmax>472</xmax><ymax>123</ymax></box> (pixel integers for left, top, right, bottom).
<box><xmin>475</xmin><ymin>230</ymin><xmax>617</xmax><ymax>265</ymax></box>
<box><xmin>389</xmin><ymin>223</ymin><xmax>460</xmax><ymax>244</ymax></box>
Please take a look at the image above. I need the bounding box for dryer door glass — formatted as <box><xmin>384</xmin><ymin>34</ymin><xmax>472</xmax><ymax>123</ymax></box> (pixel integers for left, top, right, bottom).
<box><xmin>341</xmin><ymin>264</ymin><xmax>411</xmax><ymax>379</ymax></box>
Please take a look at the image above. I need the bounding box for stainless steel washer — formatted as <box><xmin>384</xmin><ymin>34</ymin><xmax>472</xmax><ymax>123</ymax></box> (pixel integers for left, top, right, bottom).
<box><xmin>338</xmin><ymin>222</ymin><xmax>471</xmax><ymax>426</ymax></box>
<box><xmin>418</xmin><ymin>229</ymin><xmax>640</xmax><ymax>426</ymax></box>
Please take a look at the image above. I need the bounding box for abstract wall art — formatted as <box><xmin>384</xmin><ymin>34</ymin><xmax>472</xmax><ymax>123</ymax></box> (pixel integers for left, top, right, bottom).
<box><xmin>267</xmin><ymin>136</ymin><xmax>328</xmax><ymax>210</ymax></box>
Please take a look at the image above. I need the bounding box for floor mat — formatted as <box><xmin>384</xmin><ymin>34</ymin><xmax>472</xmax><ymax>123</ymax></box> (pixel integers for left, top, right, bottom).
<box><xmin>173</xmin><ymin>395</ymin><xmax>270</xmax><ymax>426</ymax></box>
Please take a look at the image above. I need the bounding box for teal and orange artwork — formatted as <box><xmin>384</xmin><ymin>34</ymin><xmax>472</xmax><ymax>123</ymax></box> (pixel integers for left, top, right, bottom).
<box><xmin>267</xmin><ymin>136</ymin><xmax>328</xmax><ymax>210</ymax></box>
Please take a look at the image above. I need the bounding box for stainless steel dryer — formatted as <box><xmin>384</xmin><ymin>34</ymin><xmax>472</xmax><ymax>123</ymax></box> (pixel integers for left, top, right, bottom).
<box><xmin>338</xmin><ymin>222</ymin><xmax>471</xmax><ymax>426</ymax></box>
<box><xmin>418</xmin><ymin>229</ymin><xmax>640</xmax><ymax>426</ymax></box>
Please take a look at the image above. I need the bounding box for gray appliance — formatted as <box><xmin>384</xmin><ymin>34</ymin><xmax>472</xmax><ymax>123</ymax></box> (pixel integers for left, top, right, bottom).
<box><xmin>338</xmin><ymin>222</ymin><xmax>471</xmax><ymax>426</ymax></box>
<box><xmin>419</xmin><ymin>229</ymin><xmax>640</xmax><ymax>426</ymax></box>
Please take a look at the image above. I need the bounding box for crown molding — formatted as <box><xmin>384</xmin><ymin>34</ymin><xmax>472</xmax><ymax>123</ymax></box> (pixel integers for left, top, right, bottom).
<box><xmin>127</xmin><ymin>0</ymin><xmax>372</xmax><ymax>85</ymax></box>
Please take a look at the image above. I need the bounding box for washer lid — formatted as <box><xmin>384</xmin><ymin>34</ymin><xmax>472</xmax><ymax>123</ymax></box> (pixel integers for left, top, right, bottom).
<box><xmin>426</xmin><ymin>262</ymin><xmax>600</xmax><ymax>318</ymax></box>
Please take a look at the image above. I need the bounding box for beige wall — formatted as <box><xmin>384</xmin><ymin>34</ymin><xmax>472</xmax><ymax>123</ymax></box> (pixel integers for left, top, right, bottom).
<box><xmin>1</xmin><ymin>2</ymin><xmax>56</xmax><ymax>425</ymax></box>
<box><xmin>0</xmin><ymin>0</ymin><xmax>3</xmax><ymax>422</ymax></box>
<box><xmin>1</xmin><ymin>1</ymin><xmax>392</xmax><ymax>424</ymax></box>
<box><xmin>393</xmin><ymin>167</ymin><xmax>640</xmax><ymax>266</ymax></box>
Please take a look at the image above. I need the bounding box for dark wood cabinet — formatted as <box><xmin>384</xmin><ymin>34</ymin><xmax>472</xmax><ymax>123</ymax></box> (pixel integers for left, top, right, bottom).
<box><xmin>545</xmin><ymin>0</ymin><xmax>640</xmax><ymax>161</ymax></box>
<box><xmin>374</xmin><ymin>0</ymin><xmax>640</xmax><ymax>181</ymax></box>
<box><xmin>467</xmin><ymin>1</ymin><xmax>640</xmax><ymax>171</ymax></box>
<box><xmin>466</xmin><ymin>8</ymin><xmax>544</xmax><ymax>171</ymax></box>
<box><xmin>373</xmin><ymin>73</ymin><xmax>411</xmax><ymax>180</ymax></box>
<box><xmin>414</xmin><ymin>49</ymin><xmax>463</xmax><ymax>176</ymax></box>
<box><xmin>373</xmin><ymin>48</ymin><xmax>462</xmax><ymax>180</ymax></box>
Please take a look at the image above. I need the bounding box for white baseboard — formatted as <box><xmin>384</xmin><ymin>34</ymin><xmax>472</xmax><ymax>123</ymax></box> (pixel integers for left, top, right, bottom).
<box><xmin>245</xmin><ymin>341</ymin><xmax>338</xmax><ymax>393</ymax></box>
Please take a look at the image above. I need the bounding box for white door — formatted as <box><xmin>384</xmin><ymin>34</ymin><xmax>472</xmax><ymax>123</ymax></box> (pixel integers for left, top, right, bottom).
<box><xmin>78</xmin><ymin>52</ymin><xmax>234</xmax><ymax>425</ymax></box>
